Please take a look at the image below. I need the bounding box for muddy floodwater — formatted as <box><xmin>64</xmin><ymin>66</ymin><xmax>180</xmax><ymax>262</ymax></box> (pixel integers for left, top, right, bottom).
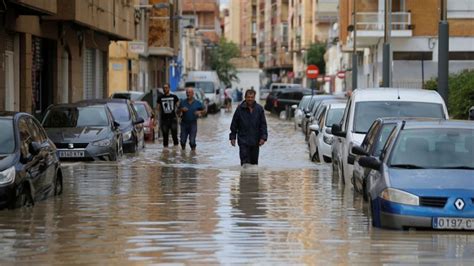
<box><xmin>0</xmin><ymin>109</ymin><xmax>473</xmax><ymax>264</ymax></box>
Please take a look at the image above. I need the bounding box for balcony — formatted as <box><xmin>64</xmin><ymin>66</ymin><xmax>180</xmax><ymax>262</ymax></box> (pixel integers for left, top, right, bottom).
<box><xmin>349</xmin><ymin>12</ymin><xmax>413</xmax><ymax>47</ymax></box>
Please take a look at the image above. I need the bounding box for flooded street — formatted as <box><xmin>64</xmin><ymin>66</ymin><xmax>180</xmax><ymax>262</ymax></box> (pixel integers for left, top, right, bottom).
<box><xmin>0</xmin><ymin>109</ymin><xmax>473</xmax><ymax>264</ymax></box>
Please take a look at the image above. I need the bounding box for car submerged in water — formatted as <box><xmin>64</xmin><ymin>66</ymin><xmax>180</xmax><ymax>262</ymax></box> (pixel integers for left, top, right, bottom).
<box><xmin>359</xmin><ymin>119</ymin><xmax>474</xmax><ymax>230</ymax></box>
<box><xmin>42</xmin><ymin>103</ymin><xmax>123</xmax><ymax>161</ymax></box>
<box><xmin>0</xmin><ymin>112</ymin><xmax>63</xmax><ymax>209</ymax></box>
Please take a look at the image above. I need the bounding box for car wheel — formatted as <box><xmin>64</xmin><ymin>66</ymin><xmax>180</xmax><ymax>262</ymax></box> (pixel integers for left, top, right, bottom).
<box><xmin>14</xmin><ymin>185</ymin><xmax>33</xmax><ymax>208</ymax></box>
<box><xmin>362</xmin><ymin>179</ymin><xmax>369</xmax><ymax>202</ymax></box>
<box><xmin>109</xmin><ymin>148</ymin><xmax>118</xmax><ymax>161</ymax></box>
<box><xmin>54</xmin><ymin>171</ymin><xmax>63</xmax><ymax>196</ymax></box>
<box><xmin>369</xmin><ymin>197</ymin><xmax>377</xmax><ymax>227</ymax></box>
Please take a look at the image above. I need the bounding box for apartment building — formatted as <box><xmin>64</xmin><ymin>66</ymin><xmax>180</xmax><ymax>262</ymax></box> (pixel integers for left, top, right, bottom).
<box><xmin>257</xmin><ymin>0</ymin><xmax>291</xmax><ymax>83</ymax></box>
<box><xmin>240</xmin><ymin>0</ymin><xmax>258</xmax><ymax>59</ymax></box>
<box><xmin>339</xmin><ymin>0</ymin><xmax>474</xmax><ymax>91</ymax></box>
<box><xmin>0</xmin><ymin>0</ymin><xmax>135</xmax><ymax>115</ymax></box>
<box><xmin>224</xmin><ymin>1</ymin><xmax>241</xmax><ymax>45</ymax></box>
<box><xmin>182</xmin><ymin>0</ymin><xmax>221</xmax><ymax>70</ymax></box>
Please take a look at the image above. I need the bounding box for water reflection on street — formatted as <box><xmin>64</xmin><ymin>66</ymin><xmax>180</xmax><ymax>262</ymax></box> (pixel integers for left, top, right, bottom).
<box><xmin>0</xmin><ymin>109</ymin><xmax>473</xmax><ymax>264</ymax></box>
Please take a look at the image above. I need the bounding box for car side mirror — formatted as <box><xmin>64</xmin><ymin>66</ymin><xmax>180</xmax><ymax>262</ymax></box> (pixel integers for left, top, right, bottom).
<box><xmin>325</xmin><ymin>128</ymin><xmax>332</xmax><ymax>134</ymax></box>
<box><xmin>113</xmin><ymin>121</ymin><xmax>121</xmax><ymax>129</ymax></box>
<box><xmin>291</xmin><ymin>104</ymin><xmax>297</xmax><ymax>110</ymax></box>
<box><xmin>216</xmin><ymin>89</ymin><xmax>220</xmax><ymax>95</ymax></box>
<box><xmin>29</xmin><ymin>141</ymin><xmax>42</xmax><ymax>156</ymax></box>
<box><xmin>309</xmin><ymin>124</ymin><xmax>320</xmax><ymax>133</ymax></box>
<box><xmin>352</xmin><ymin>145</ymin><xmax>369</xmax><ymax>156</ymax></box>
<box><xmin>331</xmin><ymin>124</ymin><xmax>346</xmax><ymax>138</ymax></box>
<box><xmin>135</xmin><ymin>117</ymin><xmax>145</xmax><ymax>125</ymax></box>
<box><xmin>305</xmin><ymin>113</ymin><xmax>311</xmax><ymax>118</ymax></box>
<box><xmin>358</xmin><ymin>156</ymin><xmax>382</xmax><ymax>171</ymax></box>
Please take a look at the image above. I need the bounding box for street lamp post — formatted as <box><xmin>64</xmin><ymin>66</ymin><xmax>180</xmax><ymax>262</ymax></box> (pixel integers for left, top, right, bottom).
<box><xmin>352</xmin><ymin>0</ymin><xmax>358</xmax><ymax>91</ymax></box>
<box><xmin>382</xmin><ymin>0</ymin><xmax>392</xmax><ymax>87</ymax></box>
<box><xmin>438</xmin><ymin>0</ymin><xmax>449</xmax><ymax>104</ymax></box>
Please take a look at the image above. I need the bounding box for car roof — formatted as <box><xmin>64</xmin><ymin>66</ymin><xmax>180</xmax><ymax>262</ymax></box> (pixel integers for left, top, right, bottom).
<box><xmin>112</xmin><ymin>91</ymin><xmax>144</xmax><ymax>95</ymax></box>
<box><xmin>0</xmin><ymin>111</ymin><xmax>19</xmax><ymax>119</ymax></box>
<box><xmin>47</xmin><ymin>102</ymin><xmax>108</xmax><ymax>109</ymax></box>
<box><xmin>402</xmin><ymin>119</ymin><xmax>474</xmax><ymax>130</ymax></box>
<box><xmin>79</xmin><ymin>98</ymin><xmax>131</xmax><ymax>104</ymax></box>
<box><xmin>351</xmin><ymin>88</ymin><xmax>444</xmax><ymax>103</ymax></box>
<box><xmin>327</xmin><ymin>102</ymin><xmax>347</xmax><ymax>109</ymax></box>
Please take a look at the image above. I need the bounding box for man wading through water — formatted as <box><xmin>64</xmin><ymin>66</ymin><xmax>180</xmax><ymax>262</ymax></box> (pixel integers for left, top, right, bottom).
<box><xmin>157</xmin><ymin>83</ymin><xmax>179</xmax><ymax>147</ymax></box>
<box><xmin>179</xmin><ymin>87</ymin><xmax>206</xmax><ymax>151</ymax></box>
<box><xmin>229</xmin><ymin>89</ymin><xmax>268</xmax><ymax>166</ymax></box>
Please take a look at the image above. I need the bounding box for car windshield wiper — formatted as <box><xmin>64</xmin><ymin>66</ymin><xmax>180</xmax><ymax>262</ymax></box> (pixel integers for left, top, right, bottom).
<box><xmin>353</xmin><ymin>131</ymin><xmax>367</xmax><ymax>134</ymax></box>
<box><xmin>390</xmin><ymin>164</ymin><xmax>425</xmax><ymax>169</ymax></box>
<box><xmin>436</xmin><ymin>166</ymin><xmax>474</xmax><ymax>170</ymax></box>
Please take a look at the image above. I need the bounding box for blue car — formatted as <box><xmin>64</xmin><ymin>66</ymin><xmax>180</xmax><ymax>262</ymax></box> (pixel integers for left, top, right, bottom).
<box><xmin>359</xmin><ymin>119</ymin><xmax>474</xmax><ymax>230</ymax></box>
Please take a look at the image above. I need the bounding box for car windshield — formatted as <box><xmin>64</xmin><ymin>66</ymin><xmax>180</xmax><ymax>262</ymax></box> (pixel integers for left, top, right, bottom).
<box><xmin>134</xmin><ymin>104</ymin><xmax>149</xmax><ymax>119</ymax></box>
<box><xmin>0</xmin><ymin>119</ymin><xmax>15</xmax><ymax>154</ymax></box>
<box><xmin>353</xmin><ymin>101</ymin><xmax>444</xmax><ymax>133</ymax></box>
<box><xmin>185</xmin><ymin>82</ymin><xmax>215</xmax><ymax>93</ymax></box>
<box><xmin>389</xmin><ymin>128</ymin><xmax>474</xmax><ymax>169</ymax></box>
<box><xmin>325</xmin><ymin>108</ymin><xmax>345</xmax><ymax>127</ymax></box>
<box><xmin>107</xmin><ymin>103</ymin><xmax>131</xmax><ymax>122</ymax></box>
<box><xmin>43</xmin><ymin>106</ymin><xmax>109</xmax><ymax>128</ymax></box>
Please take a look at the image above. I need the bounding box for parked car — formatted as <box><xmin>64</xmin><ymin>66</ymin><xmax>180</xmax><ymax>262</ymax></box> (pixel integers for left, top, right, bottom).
<box><xmin>110</xmin><ymin>91</ymin><xmax>145</xmax><ymax>101</ymax></box>
<box><xmin>301</xmin><ymin>95</ymin><xmax>343</xmax><ymax>137</ymax></box>
<box><xmin>331</xmin><ymin>88</ymin><xmax>449</xmax><ymax>185</ymax></box>
<box><xmin>351</xmin><ymin>117</ymin><xmax>405</xmax><ymax>200</ymax></box>
<box><xmin>308</xmin><ymin>102</ymin><xmax>346</xmax><ymax>163</ymax></box>
<box><xmin>260</xmin><ymin>83</ymin><xmax>302</xmax><ymax>101</ymax></box>
<box><xmin>359</xmin><ymin>119</ymin><xmax>474</xmax><ymax>230</ymax></box>
<box><xmin>133</xmin><ymin>101</ymin><xmax>159</xmax><ymax>141</ymax></box>
<box><xmin>42</xmin><ymin>103</ymin><xmax>123</xmax><ymax>161</ymax></box>
<box><xmin>303</xmin><ymin>96</ymin><xmax>345</xmax><ymax>140</ymax></box>
<box><xmin>293</xmin><ymin>95</ymin><xmax>313</xmax><ymax>129</ymax></box>
<box><xmin>0</xmin><ymin>112</ymin><xmax>63</xmax><ymax>209</ymax></box>
<box><xmin>141</xmin><ymin>88</ymin><xmax>164</xmax><ymax>109</ymax></box>
<box><xmin>80</xmin><ymin>99</ymin><xmax>145</xmax><ymax>153</ymax></box>
<box><xmin>268</xmin><ymin>88</ymin><xmax>312</xmax><ymax>115</ymax></box>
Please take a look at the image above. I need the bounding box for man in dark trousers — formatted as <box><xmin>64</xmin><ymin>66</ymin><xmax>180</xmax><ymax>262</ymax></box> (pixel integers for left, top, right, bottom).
<box><xmin>157</xmin><ymin>83</ymin><xmax>179</xmax><ymax>147</ymax></box>
<box><xmin>229</xmin><ymin>89</ymin><xmax>268</xmax><ymax>166</ymax></box>
<box><xmin>179</xmin><ymin>87</ymin><xmax>206</xmax><ymax>151</ymax></box>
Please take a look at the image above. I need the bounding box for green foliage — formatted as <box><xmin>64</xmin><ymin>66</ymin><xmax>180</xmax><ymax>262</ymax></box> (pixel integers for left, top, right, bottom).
<box><xmin>424</xmin><ymin>69</ymin><xmax>474</xmax><ymax>119</ymax></box>
<box><xmin>306</xmin><ymin>43</ymin><xmax>326</xmax><ymax>75</ymax></box>
<box><xmin>209</xmin><ymin>38</ymin><xmax>240</xmax><ymax>87</ymax></box>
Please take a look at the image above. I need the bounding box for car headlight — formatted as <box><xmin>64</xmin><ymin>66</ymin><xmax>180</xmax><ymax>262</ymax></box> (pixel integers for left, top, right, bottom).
<box><xmin>323</xmin><ymin>134</ymin><xmax>334</xmax><ymax>145</ymax></box>
<box><xmin>380</xmin><ymin>188</ymin><xmax>419</xmax><ymax>206</ymax></box>
<box><xmin>0</xmin><ymin>166</ymin><xmax>15</xmax><ymax>185</ymax></box>
<box><xmin>91</xmin><ymin>139</ymin><xmax>112</xmax><ymax>147</ymax></box>
<box><xmin>123</xmin><ymin>131</ymin><xmax>132</xmax><ymax>141</ymax></box>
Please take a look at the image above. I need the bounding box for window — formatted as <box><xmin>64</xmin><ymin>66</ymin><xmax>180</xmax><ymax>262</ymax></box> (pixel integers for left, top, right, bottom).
<box><xmin>447</xmin><ymin>0</ymin><xmax>474</xmax><ymax>19</ymax></box>
<box><xmin>0</xmin><ymin>119</ymin><xmax>15</xmax><ymax>154</ymax></box>
<box><xmin>393</xmin><ymin>52</ymin><xmax>433</xmax><ymax>61</ymax></box>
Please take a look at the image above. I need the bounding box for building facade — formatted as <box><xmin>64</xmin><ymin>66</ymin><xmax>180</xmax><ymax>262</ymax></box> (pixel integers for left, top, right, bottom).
<box><xmin>0</xmin><ymin>0</ymin><xmax>135</xmax><ymax>115</ymax></box>
<box><xmin>240</xmin><ymin>0</ymin><xmax>258</xmax><ymax>59</ymax></box>
<box><xmin>339</xmin><ymin>0</ymin><xmax>474</xmax><ymax>91</ymax></box>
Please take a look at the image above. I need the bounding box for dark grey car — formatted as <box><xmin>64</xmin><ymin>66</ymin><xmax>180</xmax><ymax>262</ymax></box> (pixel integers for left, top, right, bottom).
<box><xmin>42</xmin><ymin>103</ymin><xmax>123</xmax><ymax>161</ymax></box>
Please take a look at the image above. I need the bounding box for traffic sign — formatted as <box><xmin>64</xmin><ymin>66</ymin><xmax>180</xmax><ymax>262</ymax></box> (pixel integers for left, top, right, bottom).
<box><xmin>306</xmin><ymin>65</ymin><xmax>319</xmax><ymax>79</ymax></box>
<box><xmin>337</xmin><ymin>71</ymin><xmax>346</xmax><ymax>79</ymax></box>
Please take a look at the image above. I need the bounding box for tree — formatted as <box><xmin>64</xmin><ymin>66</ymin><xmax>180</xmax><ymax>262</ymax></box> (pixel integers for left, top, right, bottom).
<box><xmin>209</xmin><ymin>38</ymin><xmax>240</xmax><ymax>87</ymax></box>
<box><xmin>424</xmin><ymin>69</ymin><xmax>474</xmax><ymax>119</ymax></box>
<box><xmin>306</xmin><ymin>43</ymin><xmax>326</xmax><ymax>75</ymax></box>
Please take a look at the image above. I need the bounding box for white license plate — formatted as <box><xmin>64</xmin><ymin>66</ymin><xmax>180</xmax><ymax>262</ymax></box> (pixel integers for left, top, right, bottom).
<box><xmin>433</xmin><ymin>217</ymin><xmax>474</xmax><ymax>230</ymax></box>
<box><xmin>59</xmin><ymin>150</ymin><xmax>85</xmax><ymax>158</ymax></box>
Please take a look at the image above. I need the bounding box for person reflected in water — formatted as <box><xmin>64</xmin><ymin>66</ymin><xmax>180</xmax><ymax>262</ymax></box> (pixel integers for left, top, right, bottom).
<box><xmin>232</xmin><ymin>172</ymin><xmax>266</xmax><ymax>221</ymax></box>
<box><xmin>229</xmin><ymin>89</ymin><xmax>268</xmax><ymax>167</ymax></box>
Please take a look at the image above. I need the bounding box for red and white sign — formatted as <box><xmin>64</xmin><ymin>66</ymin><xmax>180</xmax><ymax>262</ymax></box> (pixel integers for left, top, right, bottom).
<box><xmin>337</xmin><ymin>71</ymin><xmax>346</xmax><ymax>79</ymax></box>
<box><xmin>306</xmin><ymin>65</ymin><xmax>319</xmax><ymax>79</ymax></box>
<box><xmin>324</xmin><ymin>75</ymin><xmax>332</xmax><ymax>82</ymax></box>
<box><xmin>287</xmin><ymin>71</ymin><xmax>295</xmax><ymax>79</ymax></box>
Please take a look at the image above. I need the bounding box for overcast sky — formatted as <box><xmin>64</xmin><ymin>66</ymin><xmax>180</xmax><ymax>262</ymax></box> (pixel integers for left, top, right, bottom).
<box><xmin>220</xmin><ymin>0</ymin><xmax>229</xmax><ymax>9</ymax></box>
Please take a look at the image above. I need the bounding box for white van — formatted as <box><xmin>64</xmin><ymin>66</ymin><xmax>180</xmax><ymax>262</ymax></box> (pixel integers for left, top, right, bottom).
<box><xmin>185</xmin><ymin>71</ymin><xmax>223</xmax><ymax>113</ymax></box>
<box><xmin>260</xmin><ymin>83</ymin><xmax>302</xmax><ymax>100</ymax></box>
<box><xmin>331</xmin><ymin>88</ymin><xmax>449</xmax><ymax>185</ymax></box>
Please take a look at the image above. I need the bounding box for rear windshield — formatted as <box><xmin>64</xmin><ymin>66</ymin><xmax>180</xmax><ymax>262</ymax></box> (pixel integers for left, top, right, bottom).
<box><xmin>326</xmin><ymin>108</ymin><xmax>345</xmax><ymax>127</ymax></box>
<box><xmin>43</xmin><ymin>106</ymin><xmax>109</xmax><ymax>128</ymax></box>
<box><xmin>0</xmin><ymin>119</ymin><xmax>15</xmax><ymax>154</ymax></box>
<box><xmin>353</xmin><ymin>101</ymin><xmax>444</xmax><ymax>133</ymax></box>
<box><xmin>107</xmin><ymin>103</ymin><xmax>131</xmax><ymax>122</ymax></box>
<box><xmin>185</xmin><ymin>82</ymin><xmax>215</xmax><ymax>94</ymax></box>
<box><xmin>389</xmin><ymin>128</ymin><xmax>474</xmax><ymax>169</ymax></box>
<box><xmin>134</xmin><ymin>104</ymin><xmax>149</xmax><ymax>119</ymax></box>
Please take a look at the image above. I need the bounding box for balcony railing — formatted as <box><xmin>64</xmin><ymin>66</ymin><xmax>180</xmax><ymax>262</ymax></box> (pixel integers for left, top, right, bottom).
<box><xmin>355</xmin><ymin>12</ymin><xmax>412</xmax><ymax>31</ymax></box>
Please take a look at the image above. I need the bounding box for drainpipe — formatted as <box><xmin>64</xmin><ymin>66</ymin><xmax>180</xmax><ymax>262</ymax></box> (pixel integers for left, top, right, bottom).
<box><xmin>352</xmin><ymin>0</ymin><xmax>358</xmax><ymax>91</ymax></box>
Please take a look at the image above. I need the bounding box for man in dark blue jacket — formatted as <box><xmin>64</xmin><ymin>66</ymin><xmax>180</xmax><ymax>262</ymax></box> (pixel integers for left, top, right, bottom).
<box><xmin>229</xmin><ymin>89</ymin><xmax>268</xmax><ymax>166</ymax></box>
